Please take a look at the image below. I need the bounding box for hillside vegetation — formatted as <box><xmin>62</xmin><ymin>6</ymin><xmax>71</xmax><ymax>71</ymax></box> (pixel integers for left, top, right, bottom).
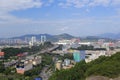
<box><xmin>49</xmin><ymin>52</ymin><xmax>120</xmax><ymax>80</ymax></box>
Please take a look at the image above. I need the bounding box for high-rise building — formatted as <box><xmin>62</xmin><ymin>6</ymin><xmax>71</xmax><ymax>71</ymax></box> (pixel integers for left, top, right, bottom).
<box><xmin>41</xmin><ymin>35</ymin><xmax>46</xmax><ymax>43</ymax></box>
<box><xmin>31</xmin><ymin>36</ymin><xmax>36</xmax><ymax>43</ymax></box>
<box><xmin>73</xmin><ymin>50</ymin><xmax>85</xmax><ymax>62</ymax></box>
<box><xmin>29</xmin><ymin>36</ymin><xmax>37</xmax><ymax>46</ymax></box>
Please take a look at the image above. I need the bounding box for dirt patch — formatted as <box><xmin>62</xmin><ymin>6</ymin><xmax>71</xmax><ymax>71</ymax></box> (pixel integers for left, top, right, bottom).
<box><xmin>113</xmin><ymin>76</ymin><xmax>120</xmax><ymax>80</ymax></box>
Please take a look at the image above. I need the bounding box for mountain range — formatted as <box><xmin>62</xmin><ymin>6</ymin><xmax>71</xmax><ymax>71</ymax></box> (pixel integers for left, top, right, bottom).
<box><xmin>1</xmin><ymin>33</ymin><xmax>119</xmax><ymax>42</ymax></box>
<box><xmin>99</xmin><ymin>33</ymin><xmax>120</xmax><ymax>39</ymax></box>
<box><xmin>11</xmin><ymin>33</ymin><xmax>75</xmax><ymax>42</ymax></box>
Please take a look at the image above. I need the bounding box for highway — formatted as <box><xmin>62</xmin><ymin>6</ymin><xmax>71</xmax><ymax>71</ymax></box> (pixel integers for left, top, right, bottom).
<box><xmin>26</xmin><ymin>45</ymin><xmax>59</xmax><ymax>59</ymax></box>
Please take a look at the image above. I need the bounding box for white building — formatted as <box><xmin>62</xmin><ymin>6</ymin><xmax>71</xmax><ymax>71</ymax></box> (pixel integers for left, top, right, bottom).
<box><xmin>29</xmin><ymin>36</ymin><xmax>37</xmax><ymax>46</ymax></box>
<box><xmin>85</xmin><ymin>50</ymin><xmax>106</xmax><ymax>63</ymax></box>
<box><xmin>41</xmin><ymin>35</ymin><xmax>46</xmax><ymax>43</ymax></box>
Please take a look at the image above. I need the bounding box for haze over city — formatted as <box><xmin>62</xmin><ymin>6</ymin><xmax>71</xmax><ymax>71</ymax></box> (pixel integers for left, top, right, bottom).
<box><xmin>0</xmin><ymin>0</ymin><xmax>120</xmax><ymax>38</ymax></box>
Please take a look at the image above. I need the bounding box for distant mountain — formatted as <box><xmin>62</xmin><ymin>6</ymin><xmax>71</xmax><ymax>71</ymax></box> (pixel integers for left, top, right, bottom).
<box><xmin>80</xmin><ymin>36</ymin><xmax>115</xmax><ymax>42</ymax></box>
<box><xmin>2</xmin><ymin>33</ymin><xmax>118</xmax><ymax>42</ymax></box>
<box><xmin>54</xmin><ymin>33</ymin><xmax>75</xmax><ymax>40</ymax></box>
<box><xmin>81</xmin><ymin>36</ymin><xmax>101</xmax><ymax>41</ymax></box>
<box><xmin>11</xmin><ymin>34</ymin><xmax>55</xmax><ymax>42</ymax></box>
<box><xmin>11</xmin><ymin>33</ymin><xmax>75</xmax><ymax>42</ymax></box>
<box><xmin>99</xmin><ymin>33</ymin><xmax>120</xmax><ymax>39</ymax></box>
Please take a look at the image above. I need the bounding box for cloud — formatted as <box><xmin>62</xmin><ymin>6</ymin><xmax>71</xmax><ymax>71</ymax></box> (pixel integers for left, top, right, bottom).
<box><xmin>48</xmin><ymin>0</ymin><xmax>54</xmax><ymax>4</ymax></box>
<box><xmin>0</xmin><ymin>0</ymin><xmax>43</xmax><ymax>23</ymax></box>
<box><xmin>89</xmin><ymin>0</ymin><xmax>110</xmax><ymax>7</ymax></box>
<box><xmin>0</xmin><ymin>15</ymin><xmax>120</xmax><ymax>37</ymax></box>
<box><xmin>0</xmin><ymin>0</ymin><xmax>55</xmax><ymax>23</ymax></box>
<box><xmin>111</xmin><ymin>0</ymin><xmax>120</xmax><ymax>6</ymax></box>
<box><xmin>59</xmin><ymin>0</ymin><xmax>120</xmax><ymax>8</ymax></box>
<box><xmin>0</xmin><ymin>0</ymin><xmax>42</xmax><ymax>13</ymax></box>
<box><xmin>44</xmin><ymin>0</ymin><xmax>54</xmax><ymax>6</ymax></box>
<box><xmin>59</xmin><ymin>0</ymin><xmax>89</xmax><ymax>8</ymax></box>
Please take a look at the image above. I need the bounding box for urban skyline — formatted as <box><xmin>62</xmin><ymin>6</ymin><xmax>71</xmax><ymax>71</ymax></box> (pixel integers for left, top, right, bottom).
<box><xmin>0</xmin><ymin>0</ymin><xmax>120</xmax><ymax>38</ymax></box>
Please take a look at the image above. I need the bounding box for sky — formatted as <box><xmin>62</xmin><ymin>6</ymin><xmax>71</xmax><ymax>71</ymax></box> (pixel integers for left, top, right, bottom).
<box><xmin>0</xmin><ymin>0</ymin><xmax>120</xmax><ymax>38</ymax></box>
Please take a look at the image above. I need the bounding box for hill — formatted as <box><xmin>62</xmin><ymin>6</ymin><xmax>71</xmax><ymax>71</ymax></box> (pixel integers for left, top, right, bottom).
<box><xmin>11</xmin><ymin>33</ymin><xmax>75</xmax><ymax>42</ymax></box>
<box><xmin>99</xmin><ymin>33</ymin><xmax>120</xmax><ymax>39</ymax></box>
<box><xmin>0</xmin><ymin>33</ymin><xmax>117</xmax><ymax>42</ymax></box>
<box><xmin>49</xmin><ymin>52</ymin><xmax>120</xmax><ymax>80</ymax></box>
<box><xmin>54</xmin><ymin>33</ymin><xmax>75</xmax><ymax>40</ymax></box>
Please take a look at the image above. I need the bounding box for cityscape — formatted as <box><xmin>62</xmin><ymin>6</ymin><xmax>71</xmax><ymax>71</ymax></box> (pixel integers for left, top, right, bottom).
<box><xmin>0</xmin><ymin>0</ymin><xmax>120</xmax><ymax>80</ymax></box>
<box><xmin>0</xmin><ymin>34</ymin><xmax>120</xmax><ymax>80</ymax></box>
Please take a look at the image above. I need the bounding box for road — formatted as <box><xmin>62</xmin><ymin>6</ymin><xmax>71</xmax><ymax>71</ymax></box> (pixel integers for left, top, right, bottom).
<box><xmin>26</xmin><ymin>45</ymin><xmax>59</xmax><ymax>59</ymax></box>
<box><xmin>40</xmin><ymin>66</ymin><xmax>52</xmax><ymax>80</ymax></box>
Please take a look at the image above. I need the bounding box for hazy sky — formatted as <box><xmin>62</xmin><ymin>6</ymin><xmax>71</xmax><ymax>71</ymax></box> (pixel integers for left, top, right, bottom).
<box><xmin>0</xmin><ymin>0</ymin><xmax>120</xmax><ymax>38</ymax></box>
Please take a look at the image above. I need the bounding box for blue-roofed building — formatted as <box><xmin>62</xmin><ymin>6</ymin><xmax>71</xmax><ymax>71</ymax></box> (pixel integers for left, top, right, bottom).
<box><xmin>34</xmin><ymin>77</ymin><xmax>42</xmax><ymax>80</ymax></box>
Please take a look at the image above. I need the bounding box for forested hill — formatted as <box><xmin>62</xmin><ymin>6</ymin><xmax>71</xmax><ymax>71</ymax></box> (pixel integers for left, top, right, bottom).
<box><xmin>49</xmin><ymin>52</ymin><xmax>120</xmax><ymax>80</ymax></box>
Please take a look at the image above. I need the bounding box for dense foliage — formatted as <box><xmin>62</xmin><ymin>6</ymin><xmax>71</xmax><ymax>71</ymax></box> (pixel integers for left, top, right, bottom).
<box><xmin>49</xmin><ymin>52</ymin><xmax>120</xmax><ymax>80</ymax></box>
<box><xmin>2</xmin><ymin>47</ymin><xmax>28</xmax><ymax>59</ymax></box>
<box><xmin>71</xmin><ymin>45</ymin><xmax>106</xmax><ymax>50</ymax></box>
<box><xmin>1</xmin><ymin>42</ymin><xmax>53</xmax><ymax>59</ymax></box>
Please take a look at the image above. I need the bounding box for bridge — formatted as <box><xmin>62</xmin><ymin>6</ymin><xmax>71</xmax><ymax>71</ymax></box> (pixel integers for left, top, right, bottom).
<box><xmin>26</xmin><ymin>45</ymin><xmax>60</xmax><ymax>59</ymax></box>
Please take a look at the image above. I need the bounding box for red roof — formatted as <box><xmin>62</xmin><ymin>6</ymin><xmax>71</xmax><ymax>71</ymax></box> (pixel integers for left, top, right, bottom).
<box><xmin>0</xmin><ymin>52</ymin><xmax>5</xmax><ymax>56</ymax></box>
<box><xmin>17</xmin><ymin>53</ymin><xmax>24</xmax><ymax>57</ymax></box>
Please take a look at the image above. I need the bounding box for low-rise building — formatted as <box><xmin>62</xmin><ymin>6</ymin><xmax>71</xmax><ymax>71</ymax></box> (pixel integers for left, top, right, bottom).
<box><xmin>16</xmin><ymin>60</ymin><xmax>33</xmax><ymax>74</ymax></box>
<box><xmin>55</xmin><ymin>60</ymin><xmax>62</xmax><ymax>70</ymax></box>
<box><xmin>55</xmin><ymin>59</ymin><xmax>75</xmax><ymax>70</ymax></box>
<box><xmin>16</xmin><ymin>56</ymin><xmax>42</xmax><ymax>74</ymax></box>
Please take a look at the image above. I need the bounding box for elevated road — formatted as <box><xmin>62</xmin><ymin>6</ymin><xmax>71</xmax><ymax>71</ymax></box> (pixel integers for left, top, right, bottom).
<box><xmin>26</xmin><ymin>45</ymin><xmax>59</xmax><ymax>59</ymax></box>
